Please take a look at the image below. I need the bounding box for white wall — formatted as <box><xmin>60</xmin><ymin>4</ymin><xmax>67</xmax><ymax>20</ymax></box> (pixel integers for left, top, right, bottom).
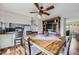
<box><xmin>38</xmin><ymin>19</ymin><xmax>43</xmax><ymax>33</ymax></box>
<box><xmin>0</xmin><ymin>10</ymin><xmax>31</xmax><ymax>25</ymax></box>
<box><xmin>60</xmin><ymin>17</ymin><xmax>66</xmax><ymax>36</ymax></box>
<box><xmin>30</xmin><ymin>16</ymin><xmax>43</xmax><ymax>33</ymax></box>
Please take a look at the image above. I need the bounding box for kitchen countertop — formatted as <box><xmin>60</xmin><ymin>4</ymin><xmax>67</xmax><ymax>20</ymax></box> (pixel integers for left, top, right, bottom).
<box><xmin>0</xmin><ymin>32</ymin><xmax>15</xmax><ymax>35</ymax></box>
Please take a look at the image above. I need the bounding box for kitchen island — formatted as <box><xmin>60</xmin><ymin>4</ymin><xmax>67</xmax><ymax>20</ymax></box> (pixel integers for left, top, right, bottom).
<box><xmin>0</xmin><ymin>32</ymin><xmax>15</xmax><ymax>49</ymax></box>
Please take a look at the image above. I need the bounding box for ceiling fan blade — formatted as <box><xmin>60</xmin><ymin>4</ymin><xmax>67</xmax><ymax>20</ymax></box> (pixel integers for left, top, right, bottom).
<box><xmin>42</xmin><ymin>11</ymin><xmax>50</xmax><ymax>15</ymax></box>
<box><xmin>44</xmin><ymin>5</ymin><xmax>54</xmax><ymax>11</ymax></box>
<box><xmin>30</xmin><ymin>12</ymin><xmax>38</xmax><ymax>13</ymax></box>
<box><xmin>34</xmin><ymin>3</ymin><xmax>40</xmax><ymax>10</ymax></box>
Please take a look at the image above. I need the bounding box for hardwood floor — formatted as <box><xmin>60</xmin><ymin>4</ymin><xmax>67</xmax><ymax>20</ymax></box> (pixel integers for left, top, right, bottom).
<box><xmin>0</xmin><ymin>45</ymin><xmax>26</xmax><ymax>55</ymax></box>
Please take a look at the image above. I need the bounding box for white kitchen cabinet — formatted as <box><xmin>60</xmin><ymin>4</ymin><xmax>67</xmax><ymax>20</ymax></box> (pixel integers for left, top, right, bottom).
<box><xmin>0</xmin><ymin>33</ymin><xmax>15</xmax><ymax>49</ymax></box>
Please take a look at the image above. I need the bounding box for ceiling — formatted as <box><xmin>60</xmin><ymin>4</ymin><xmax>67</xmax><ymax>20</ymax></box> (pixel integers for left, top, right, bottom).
<box><xmin>0</xmin><ymin>3</ymin><xmax>79</xmax><ymax>21</ymax></box>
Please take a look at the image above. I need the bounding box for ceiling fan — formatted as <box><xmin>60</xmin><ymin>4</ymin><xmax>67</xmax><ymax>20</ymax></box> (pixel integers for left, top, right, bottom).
<box><xmin>29</xmin><ymin>3</ymin><xmax>54</xmax><ymax>17</ymax></box>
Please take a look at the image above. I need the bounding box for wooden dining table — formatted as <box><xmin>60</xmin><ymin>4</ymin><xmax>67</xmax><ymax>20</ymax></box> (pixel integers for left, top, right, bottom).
<box><xmin>26</xmin><ymin>34</ymin><xmax>64</xmax><ymax>55</ymax></box>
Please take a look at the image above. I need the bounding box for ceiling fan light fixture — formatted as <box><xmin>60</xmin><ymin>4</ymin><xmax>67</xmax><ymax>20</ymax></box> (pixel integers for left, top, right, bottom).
<box><xmin>37</xmin><ymin>14</ymin><xmax>42</xmax><ymax>19</ymax></box>
<box><xmin>37</xmin><ymin>14</ymin><xmax>46</xmax><ymax>19</ymax></box>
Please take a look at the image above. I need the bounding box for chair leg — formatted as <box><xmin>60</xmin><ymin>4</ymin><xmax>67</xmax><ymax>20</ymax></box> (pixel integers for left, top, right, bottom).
<box><xmin>27</xmin><ymin>38</ymin><xmax>31</xmax><ymax>55</ymax></box>
<box><xmin>14</xmin><ymin>40</ymin><xmax>16</xmax><ymax>48</ymax></box>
